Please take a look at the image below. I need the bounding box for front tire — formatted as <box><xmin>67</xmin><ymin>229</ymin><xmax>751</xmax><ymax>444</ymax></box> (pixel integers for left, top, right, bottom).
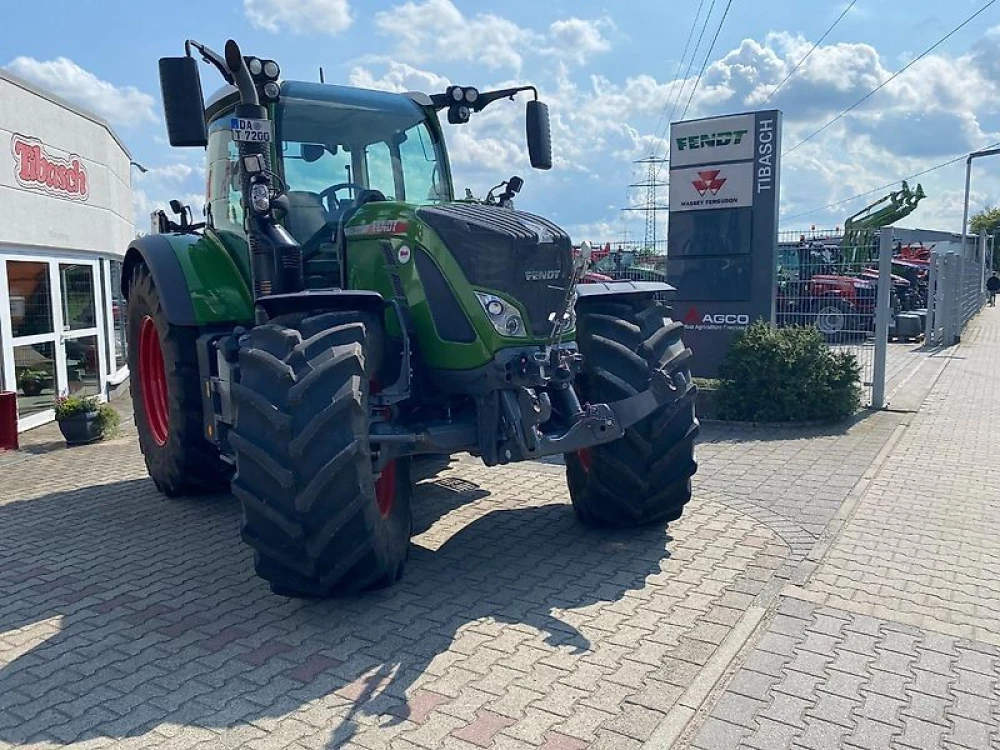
<box><xmin>230</xmin><ymin>312</ymin><xmax>411</xmax><ymax>597</ymax></box>
<box><xmin>565</xmin><ymin>295</ymin><xmax>698</xmax><ymax>527</ymax></box>
<box><xmin>126</xmin><ymin>263</ymin><xmax>230</xmax><ymax>496</ymax></box>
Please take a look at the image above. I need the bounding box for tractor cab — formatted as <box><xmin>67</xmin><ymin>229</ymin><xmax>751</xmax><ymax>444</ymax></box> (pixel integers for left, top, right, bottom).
<box><xmin>203</xmin><ymin>81</ymin><xmax>456</xmax><ymax>287</ymax></box>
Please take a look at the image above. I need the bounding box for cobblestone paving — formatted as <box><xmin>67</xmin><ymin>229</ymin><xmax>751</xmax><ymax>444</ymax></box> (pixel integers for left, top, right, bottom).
<box><xmin>684</xmin><ymin>309</ymin><xmax>1000</xmax><ymax>750</ymax></box>
<box><xmin>0</xmin><ymin>428</ymin><xmax>787</xmax><ymax>749</ymax></box>
<box><xmin>0</xmin><ymin>332</ymin><xmax>946</xmax><ymax>749</ymax></box>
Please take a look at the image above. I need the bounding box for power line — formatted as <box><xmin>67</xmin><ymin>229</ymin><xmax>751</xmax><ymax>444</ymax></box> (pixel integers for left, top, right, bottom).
<box><xmin>648</xmin><ymin>0</ymin><xmax>707</xmax><ymax>156</ymax></box>
<box><xmin>678</xmin><ymin>0</ymin><xmax>736</xmax><ymax>122</ymax></box>
<box><xmin>761</xmin><ymin>0</ymin><xmax>857</xmax><ymax>105</ymax></box>
<box><xmin>784</xmin><ymin>0</ymin><xmax>998</xmax><ymax>156</ymax></box>
<box><xmin>781</xmin><ymin>141</ymin><xmax>1000</xmax><ymax>222</ymax></box>
<box><xmin>667</xmin><ymin>0</ymin><xmax>718</xmax><ymax>130</ymax></box>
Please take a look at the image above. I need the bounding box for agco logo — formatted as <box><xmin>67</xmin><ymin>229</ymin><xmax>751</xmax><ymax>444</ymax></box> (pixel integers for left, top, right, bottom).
<box><xmin>691</xmin><ymin>169</ymin><xmax>727</xmax><ymax>197</ymax></box>
<box><xmin>684</xmin><ymin>307</ymin><xmax>749</xmax><ymax>329</ymax></box>
<box><xmin>10</xmin><ymin>134</ymin><xmax>89</xmax><ymax>201</ymax></box>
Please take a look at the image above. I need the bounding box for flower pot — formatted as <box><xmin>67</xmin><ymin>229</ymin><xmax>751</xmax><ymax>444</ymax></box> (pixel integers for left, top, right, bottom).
<box><xmin>57</xmin><ymin>410</ymin><xmax>103</xmax><ymax>445</ymax></box>
<box><xmin>19</xmin><ymin>380</ymin><xmax>44</xmax><ymax>397</ymax></box>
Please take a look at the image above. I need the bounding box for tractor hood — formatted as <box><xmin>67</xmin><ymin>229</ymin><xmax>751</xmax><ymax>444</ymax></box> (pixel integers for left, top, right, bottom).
<box><xmin>417</xmin><ymin>203</ymin><xmax>574</xmax><ymax>336</ymax></box>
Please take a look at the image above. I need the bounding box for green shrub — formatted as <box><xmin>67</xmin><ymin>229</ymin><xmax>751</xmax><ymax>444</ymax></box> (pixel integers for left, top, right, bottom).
<box><xmin>55</xmin><ymin>395</ymin><xmax>121</xmax><ymax>438</ymax></box>
<box><xmin>55</xmin><ymin>394</ymin><xmax>101</xmax><ymax>419</ymax></box>
<box><xmin>715</xmin><ymin>322</ymin><xmax>861</xmax><ymax>422</ymax></box>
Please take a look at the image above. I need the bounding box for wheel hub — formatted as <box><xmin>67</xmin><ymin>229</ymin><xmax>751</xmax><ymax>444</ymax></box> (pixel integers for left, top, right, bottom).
<box><xmin>138</xmin><ymin>315</ymin><xmax>169</xmax><ymax>446</ymax></box>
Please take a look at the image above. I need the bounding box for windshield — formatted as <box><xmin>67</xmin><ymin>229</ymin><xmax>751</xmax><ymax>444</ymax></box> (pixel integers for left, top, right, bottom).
<box><xmin>274</xmin><ymin>95</ymin><xmax>450</xmax><ymax>228</ymax></box>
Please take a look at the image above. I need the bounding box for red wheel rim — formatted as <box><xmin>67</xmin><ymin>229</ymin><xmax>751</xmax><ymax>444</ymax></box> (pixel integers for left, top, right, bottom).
<box><xmin>577</xmin><ymin>447</ymin><xmax>593</xmax><ymax>473</ymax></box>
<box><xmin>138</xmin><ymin>315</ymin><xmax>169</xmax><ymax>446</ymax></box>
<box><xmin>375</xmin><ymin>460</ymin><xmax>396</xmax><ymax>519</ymax></box>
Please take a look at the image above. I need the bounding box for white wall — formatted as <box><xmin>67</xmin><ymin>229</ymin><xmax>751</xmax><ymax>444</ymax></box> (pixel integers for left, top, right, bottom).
<box><xmin>0</xmin><ymin>72</ymin><xmax>134</xmax><ymax>258</ymax></box>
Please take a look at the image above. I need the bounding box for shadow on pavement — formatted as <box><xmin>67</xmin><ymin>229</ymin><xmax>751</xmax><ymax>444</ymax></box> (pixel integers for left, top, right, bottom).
<box><xmin>0</xmin><ymin>470</ymin><xmax>672</xmax><ymax>746</ymax></box>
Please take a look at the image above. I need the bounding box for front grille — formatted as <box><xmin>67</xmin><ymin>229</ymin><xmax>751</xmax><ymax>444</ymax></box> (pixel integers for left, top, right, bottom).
<box><xmin>417</xmin><ymin>203</ymin><xmax>573</xmax><ymax>336</ymax></box>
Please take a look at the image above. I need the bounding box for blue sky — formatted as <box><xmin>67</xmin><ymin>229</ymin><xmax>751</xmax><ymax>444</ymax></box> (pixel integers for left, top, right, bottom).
<box><xmin>4</xmin><ymin>0</ymin><xmax>999</xmax><ymax>243</ymax></box>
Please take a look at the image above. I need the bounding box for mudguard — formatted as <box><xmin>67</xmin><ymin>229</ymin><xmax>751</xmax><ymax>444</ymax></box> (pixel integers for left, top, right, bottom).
<box><xmin>121</xmin><ymin>232</ymin><xmax>254</xmax><ymax>327</ymax></box>
<box><xmin>575</xmin><ymin>280</ymin><xmax>675</xmax><ymax>297</ymax></box>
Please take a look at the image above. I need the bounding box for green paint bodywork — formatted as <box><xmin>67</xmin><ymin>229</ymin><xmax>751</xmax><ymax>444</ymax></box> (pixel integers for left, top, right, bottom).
<box><xmin>345</xmin><ymin>201</ymin><xmax>556</xmax><ymax>371</ymax></box>
<box><xmin>156</xmin><ymin>200</ymin><xmax>558</xmax><ymax>371</ymax></box>
<box><xmin>159</xmin><ymin>230</ymin><xmax>255</xmax><ymax>324</ymax></box>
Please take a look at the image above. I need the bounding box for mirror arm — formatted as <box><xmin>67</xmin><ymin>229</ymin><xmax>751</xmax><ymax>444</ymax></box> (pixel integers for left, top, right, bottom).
<box><xmin>184</xmin><ymin>39</ymin><xmax>235</xmax><ymax>86</ymax></box>
<box><xmin>429</xmin><ymin>85</ymin><xmax>538</xmax><ymax>111</ymax></box>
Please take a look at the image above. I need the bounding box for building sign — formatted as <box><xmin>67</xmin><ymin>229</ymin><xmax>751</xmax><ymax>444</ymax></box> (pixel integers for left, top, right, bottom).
<box><xmin>670</xmin><ymin>113</ymin><xmax>755</xmax><ymax>168</ymax></box>
<box><xmin>669</xmin><ymin>162</ymin><xmax>754</xmax><ymax>211</ymax></box>
<box><xmin>10</xmin><ymin>134</ymin><xmax>89</xmax><ymax>202</ymax></box>
<box><xmin>667</xmin><ymin>110</ymin><xmax>782</xmax><ymax>377</ymax></box>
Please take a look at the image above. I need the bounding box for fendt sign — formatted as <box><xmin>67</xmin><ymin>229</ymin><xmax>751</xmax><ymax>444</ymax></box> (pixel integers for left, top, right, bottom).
<box><xmin>667</xmin><ymin>110</ymin><xmax>782</xmax><ymax>377</ymax></box>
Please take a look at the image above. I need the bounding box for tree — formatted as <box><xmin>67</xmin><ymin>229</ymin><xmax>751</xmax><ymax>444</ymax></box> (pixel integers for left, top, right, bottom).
<box><xmin>969</xmin><ymin>207</ymin><xmax>1000</xmax><ymax>271</ymax></box>
<box><xmin>970</xmin><ymin>206</ymin><xmax>1000</xmax><ymax>235</ymax></box>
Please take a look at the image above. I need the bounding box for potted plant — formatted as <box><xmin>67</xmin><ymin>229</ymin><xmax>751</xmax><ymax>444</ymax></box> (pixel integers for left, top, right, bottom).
<box><xmin>17</xmin><ymin>369</ymin><xmax>48</xmax><ymax>397</ymax></box>
<box><xmin>54</xmin><ymin>395</ymin><xmax>120</xmax><ymax>445</ymax></box>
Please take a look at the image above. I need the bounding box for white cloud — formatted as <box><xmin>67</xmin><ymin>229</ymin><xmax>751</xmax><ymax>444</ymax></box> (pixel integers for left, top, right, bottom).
<box><xmin>244</xmin><ymin>0</ymin><xmax>352</xmax><ymax>35</ymax></box>
<box><xmin>4</xmin><ymin>57</ymin><xmax>156</xmax><ymax>127</ymax></box>
<box><xmin>545</xmin><ymin>18</ymin><xmax>613</xmax><ymax>65</ymax></box>
<box><xmin>348</xmin><ymin>61</ymin><xmax>450</xmax><ymax>94</ymax></box>
<box><xmin>374</xmin><ymin>0</ymin><xmax>537</xmax><ymax>71</ymax></box>
<box><xmin>136</xmin><ymin>163</ymin><xmax>198</xmax><ymax>182</ymax></box>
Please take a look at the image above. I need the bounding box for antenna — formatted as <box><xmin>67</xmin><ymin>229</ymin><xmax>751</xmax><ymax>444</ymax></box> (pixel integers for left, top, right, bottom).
<box><xmin>319</xmin><ymin>67</ymin><xmax>325</xmax><ymax>83</ymax></box>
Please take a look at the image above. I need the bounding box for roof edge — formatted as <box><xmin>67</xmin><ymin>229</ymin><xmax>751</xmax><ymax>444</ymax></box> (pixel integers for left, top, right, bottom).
<box><xmin>0</xmin><ymin>67</ymin><xmax>133</xmax><ymax>159</ymax></box>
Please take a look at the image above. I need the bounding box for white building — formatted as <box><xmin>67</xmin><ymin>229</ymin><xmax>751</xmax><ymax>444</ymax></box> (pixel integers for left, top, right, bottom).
<box><xmin>0</xmin><ymin>68</ymin><xmax>134</xmax><ymax>431</ymax></box>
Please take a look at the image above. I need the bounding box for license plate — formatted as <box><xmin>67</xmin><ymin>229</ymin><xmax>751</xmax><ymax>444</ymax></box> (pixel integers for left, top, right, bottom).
<box><xmin>230</xmin><ymin>117</ymin><xmax>273</xmax><ymax>143</ymax></box>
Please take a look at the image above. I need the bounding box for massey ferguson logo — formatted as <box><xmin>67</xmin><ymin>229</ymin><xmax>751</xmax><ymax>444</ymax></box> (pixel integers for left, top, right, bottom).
<box><xmin>692</xmin><ymin>170</ymin><xmax>726</xmax><ymax>197</ymax></box>
<box><xmin>11</xmin><ymin>135</ymin><xmax>89</xmax><ymax>201</ymax></box>
<box><xmin>684</xmin><ymin>307</ymin><xmax>749</xmax><ymax>329</ymax></box>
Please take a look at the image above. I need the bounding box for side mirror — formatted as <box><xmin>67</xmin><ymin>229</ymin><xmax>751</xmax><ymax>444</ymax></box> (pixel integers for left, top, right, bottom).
<box><xmin>507</xmin><ymin>176</ymin><xmax>524</xmax><ymax>194</ymax></box>
<box><xmin>169</xmin><ymin>199</ymin><xmax>184</xmax><ymax>215</ymax></box>
<box><xmin>525</xmin><ymin>100</ymin><xmax>552</xmax><ymax>170</ymax></box>
<box><xmin>159</xmin><ymin>57</ymin><xmax>208</xmax><ymax>148</ymax></box>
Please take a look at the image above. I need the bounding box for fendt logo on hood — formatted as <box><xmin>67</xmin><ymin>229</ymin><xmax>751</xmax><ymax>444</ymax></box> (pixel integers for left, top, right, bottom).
<box><xmin>11</xmin><ymin>134</ymin><xmax>89</xmax><ymax>202</ymax></box>
<box><xmin>692</xmin><ymin>170</ymin><xmax>727</xmax><ymax>197</ymax></box>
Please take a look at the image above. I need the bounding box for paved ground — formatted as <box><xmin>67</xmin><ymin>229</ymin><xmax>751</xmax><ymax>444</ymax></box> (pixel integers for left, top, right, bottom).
<box><xmin>0</xmin><ymin>315</ymin><xmax>992</xmax><ymax>749</ymax></box>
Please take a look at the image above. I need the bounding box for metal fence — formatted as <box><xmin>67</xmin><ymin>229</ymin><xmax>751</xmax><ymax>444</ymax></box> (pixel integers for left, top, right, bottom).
<box><xmin>925</xmin><ymin>231</ymin><xmax>991</xmax><ymax>345</ymax></box>
<box><xmin>775</xmin><ymin>228</ymin><xmax>888</xmax><ymax>405</ymax></box>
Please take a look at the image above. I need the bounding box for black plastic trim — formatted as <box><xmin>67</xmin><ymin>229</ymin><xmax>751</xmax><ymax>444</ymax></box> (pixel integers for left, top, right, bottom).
<box><xmin>254</xmin><ymin>289</ymin><xmax>386</xmax><ymax>319</ymax></box>
<box><xmin>413</xmin><ymin>246</ymin><xmax>477</xmax><ymax>343</ymax></box>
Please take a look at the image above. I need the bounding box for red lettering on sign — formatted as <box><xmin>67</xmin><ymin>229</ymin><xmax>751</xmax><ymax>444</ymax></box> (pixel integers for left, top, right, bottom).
<box><xmin>10</xmin><ymin>135</ymin><xmax>89</xmax><ymax>201</ymax></box>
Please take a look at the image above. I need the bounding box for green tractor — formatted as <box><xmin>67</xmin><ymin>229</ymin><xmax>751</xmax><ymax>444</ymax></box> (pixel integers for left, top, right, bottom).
<box><xmin>124</xmin><ymin>39</ymin><xmax>698</xmax><ymax>597</ymax></box>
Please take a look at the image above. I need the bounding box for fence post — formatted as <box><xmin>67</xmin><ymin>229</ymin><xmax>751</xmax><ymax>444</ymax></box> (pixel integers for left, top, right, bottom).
<box><xmin>925</xmin><ymin>249</ymin><xmax>938</xmax><ymax>343</ymax></box>
<box><xmin>871</xmin><ymin>230</ymin><xmax>892</xmax><ymax>409</ymax></box>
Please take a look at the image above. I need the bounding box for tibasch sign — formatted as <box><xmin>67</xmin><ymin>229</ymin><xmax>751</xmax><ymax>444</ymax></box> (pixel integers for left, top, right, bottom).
<box><xmin>10</xmin><ymin>134</ymin><xmax>89</xmax><ymax>202</ymax></box>
<box><xmin>667</xmin><ymin>110</ymin><xmax>782</xmax><ymax>377</ymax></box>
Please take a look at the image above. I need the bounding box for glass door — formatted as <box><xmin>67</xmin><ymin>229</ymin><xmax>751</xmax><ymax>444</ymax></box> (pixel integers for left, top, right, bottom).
<box><xmin>3</xmin><ymin>259</ymin><xmax>61</xmax><ymax>430</ymax></box>
<box><xmin>1</xmin><ymin>257</ymin><xmax>108</xmax><ymax>431</ymax></box>
<box><xmin>57</xmin><ymin>261</ymin><xmax>105</xmax><ymax>400</ymax></box>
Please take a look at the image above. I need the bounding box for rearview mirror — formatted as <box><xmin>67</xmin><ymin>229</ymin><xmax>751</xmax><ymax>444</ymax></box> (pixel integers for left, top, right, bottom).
<box><xmin>158</xmin><ymin>57</ymin><xmax>208</xmax><ymax>148</ymax></box>
<box><xmin>525</xmin><ymin>100</ymin><xmax>552</xmax><ymax>170</ymax></box>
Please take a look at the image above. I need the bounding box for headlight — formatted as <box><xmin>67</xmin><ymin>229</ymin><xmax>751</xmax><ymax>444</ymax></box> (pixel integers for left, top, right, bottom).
<box><xmin>476</xmin><ymin>292</ymin><xmax>527</xmax><ymax>338</ymax></box>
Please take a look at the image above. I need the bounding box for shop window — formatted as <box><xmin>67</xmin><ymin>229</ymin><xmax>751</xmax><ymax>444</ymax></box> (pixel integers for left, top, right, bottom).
<box><xmin>7</xmin><ymin>260</ymin><xmax>54</xmax><ymax>337</ymax></box>
<box><xmin>59</xmin><ymin>264</ymin><xmax>97</xmax><ymax>330</ymax></box>
<box><xmin>108</xmin><ymin>261</ymin><xmax>127</xmax><ymax>369</ymax></box>
<box><xmin>14</xmin><ymin>341</ymin><xmax>56</xmax><ymax>417</ymax></box>
<box><xmin>65</xmin><ymin>335</ymin><xmax>100</xmax><ymax>397</ymax></box>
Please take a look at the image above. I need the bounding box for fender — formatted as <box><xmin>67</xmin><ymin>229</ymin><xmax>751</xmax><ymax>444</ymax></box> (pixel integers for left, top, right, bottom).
<box><xmin>122</xmin><ymin>232</ymin><xmax>254</xmax><ymax>327</ymax></box>
<box><xmin>575</xmin><ymin>280</ymin><xmax>675</xmax><ymax>298</ymax></box>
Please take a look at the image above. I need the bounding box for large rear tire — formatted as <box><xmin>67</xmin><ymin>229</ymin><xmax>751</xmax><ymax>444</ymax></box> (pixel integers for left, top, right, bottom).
<box><xmin>565</xmin><ymin>295</ymin><xmax>698</xmax><ymax>527</ymax></box>
<box><xmin>230</xmin><ymin>312</ymin><xmax>411</xmax><ymax>597</ymax></box>
<box><xmin>126</xmin><ymin>263</ymin><xmax>231</xmax><ymax>496</ymax></box>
